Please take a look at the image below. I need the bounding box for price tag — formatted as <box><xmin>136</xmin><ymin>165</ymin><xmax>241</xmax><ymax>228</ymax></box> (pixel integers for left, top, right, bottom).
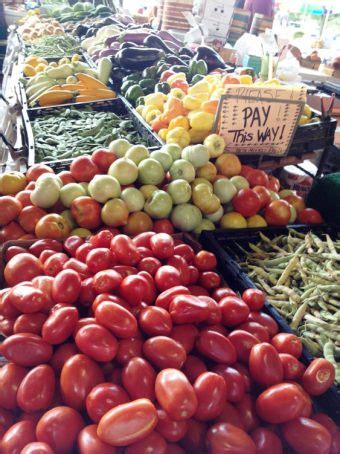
<box><xmin>214</xmin><ymin>85</ymin><xmax>306</xmax><ymax>156</ymax></box>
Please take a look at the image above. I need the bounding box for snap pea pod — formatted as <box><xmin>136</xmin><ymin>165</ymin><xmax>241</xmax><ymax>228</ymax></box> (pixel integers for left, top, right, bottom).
<box><xmin>25</xmin><ymin>35</ymin><xmax>80</xmax><ymax>57</ymax></box>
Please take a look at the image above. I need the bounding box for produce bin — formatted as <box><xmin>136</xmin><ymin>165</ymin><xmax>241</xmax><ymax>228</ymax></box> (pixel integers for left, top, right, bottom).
<box><xmin>21</xmin><ymin>96</ymin><xmax>162</xmax><ymax>170</ymax></box>
<box><xmin>200</xmin><ymin>225</ymin><xmax>340</xmax><ymax>423</ymax></box>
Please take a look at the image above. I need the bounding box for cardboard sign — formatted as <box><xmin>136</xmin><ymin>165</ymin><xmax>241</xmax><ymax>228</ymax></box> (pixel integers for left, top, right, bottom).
<box><xmin>214</xmin><ymin>85</ymin><xmax>306</xmax><ymax>156</ymax></box>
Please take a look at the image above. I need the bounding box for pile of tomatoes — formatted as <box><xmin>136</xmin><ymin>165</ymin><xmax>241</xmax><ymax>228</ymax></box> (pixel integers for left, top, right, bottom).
<box><xmin>0</xmin><ymin>231</ymin><xmax>338</xmax><ymax>453</ymax></box>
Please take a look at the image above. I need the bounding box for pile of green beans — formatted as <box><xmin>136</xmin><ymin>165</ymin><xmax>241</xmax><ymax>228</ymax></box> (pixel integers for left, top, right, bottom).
<box><xmin>25</xmin><ymin>35</ymin><xmax>80</xmax><ymax>57</ymax></box>
<box><xmin>238</xmin><ymin>229</ymin><xmax>340</xmax><ymax>384</ymax></box>
<box><xmin>32</xmin><ymin>106</ymin><xmax>151</xmax><ymax>162</ymax></box>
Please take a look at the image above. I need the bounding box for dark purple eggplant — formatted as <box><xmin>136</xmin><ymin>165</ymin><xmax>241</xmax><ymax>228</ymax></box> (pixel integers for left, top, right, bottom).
<box><xmin>158</xmin><ymin>30</ymin><xmax>183</xmax><ymax>47</ymax></box>
<box><xmin>179</xmin><ymin>47</ymin><xmax>194</xmax><ymax>58</ymax></box>
<box><xmin>120</xmin><ymin>41</ymin><xmax>141</xmax><ymax>49</ymax></box>
<box><xmin>164</xmin><ymin>40</ymin><xmax>181</xmax><ymax>51</ymax></box>
<box><xmin>121</xmin><ymin>32</ymin><xmax>151</xmax><ymax>45</ymax></box>
<box><xmin>115</xmin><ymin>47</ymin><xmax>164</xmax><ymax>70</ymax></box>
<box><xmin>194</xmin><ymin>46</ymin><xmax>226</xmax><ymax>71</ymax></box>
<box><xmin>164</xmin><ymin>55</ymin><xmax>188</xmax><ymax>66</ymax></box>
<box><xmin>143</xmin><ymin>34</ymin><xmax>175</xmax><ymax>55</ymax></box>
<box><xmin>105</xmin><ymin>34</ymin><xmax>120</xmax><ymax>47</ymax></box>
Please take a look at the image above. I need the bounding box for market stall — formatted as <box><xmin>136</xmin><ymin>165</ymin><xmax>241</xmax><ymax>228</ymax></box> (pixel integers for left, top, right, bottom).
<box><xmin>0</xmin><ymin>1</ymin><xmax>339</xmax><ymax>453</ymax></box>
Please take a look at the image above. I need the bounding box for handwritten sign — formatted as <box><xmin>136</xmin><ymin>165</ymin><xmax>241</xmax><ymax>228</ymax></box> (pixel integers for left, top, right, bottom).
<box><xmin>214</xmin><ymin>85</ymin><xmax>306</xmax><ymax>156</ymax></box>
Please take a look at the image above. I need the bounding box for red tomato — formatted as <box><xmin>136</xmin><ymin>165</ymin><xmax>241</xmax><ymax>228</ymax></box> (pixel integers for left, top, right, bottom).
<box><xmin>119</xmin><ymin>274</ymin><xmax>149</xmax><ymax>306</ymax></box>
<box><xmin>187</xmin><ymin>266</ymin><xmax>199</xmax><ymax>284</ymax></box>
<box><xmin>31</xmin><ymin>276</ymin><xmax>54</xmax><ymax>312</ymax></box>
<box><xmin>29</xmin><ymin>239</ymin><xmax>62</xmax><ymax>257</ymax></box>
<box><xmin>95</xmin><ymin>302</ymin><xmax>137</xmax><ymax>339</ymax></box>
<box><xmin>49</xmin><ymin>343</ymin><xmax>78</xmax><ymax>374</ymax></box>
<box><xmin>75</xmin><ymin>324</ymin><xmax>118</xmax><ymax>362</ymax></box>
<box><xmin>97</xmin><ymin>398</ymin><xmax>157</xmax><ymax>446</ymax></box>
<box><xmin>193</xmin><ymin>251</ymin><xmax>217</xmax><ymax>271</ymax></box>
<box><xmin>16</xmin><ymin>190</ymin><xmax>33</xmax><ymax>208</ymax></box>
<box><xmin>267</xmin><ymin>175</ymin><xmax>280</xmax><ymax>192</ymax></box>
<box><xmin>247</xmin><ymin>169</ymin><xmax>269</xmax><ymax>188</ymax></box>
<box><xmin>156</xmin><ymin>408</ymin><xmax>188</xmax><ymax>442</ymax></box>
<box><xmin>0</xmin><ymin>196</ymin><xmax>22</xmax><ymax>226</ymax></box>
<box><xmin>271</xmin><ymin>333</ymin><xmax>302</xmax><ymax>358</ymax></box>
<box><xmin>232</xmin><ymin>188</ymin><xmax>261</xmax><ymax>217</ymax></box>
<box><xmin>18</xmin><ymin>206</ymin><xmax>46</xmax><ymax>233</ymax></box>
<box><xmin>155</xmin><ymin>265</ymin><xmax>181</xmax><ymax>292</ymax></box>
<box><xmin>153</xmin><ymin>219</ymin><xmax>174</xmax><ymax>234</ymax></box>
<box><xmin>251</xmin><ymin>427</ymin><xmax>283</xmax><ymax>454</ymax></box>
<box><xmin>43</xmin><ymin>253</ymin><xmax>68</xmax><ymax>276</ymax></box>
<box><xmin>279</xmin><ymin>354</ymin><xmax>306</xmax><ymax>380</ymax></box>
<box><xmin>1</xmin><ymin>420</ymin><xmax>37</xmax><ymax>454</ymax></box>
<box><xmin>211</xmin><ymin>287</ymin><xmax>236</xmax><ymax>301</ymax></box>
<box><xmin>171</xmin><ymin>324</ymin><xmax>199</xmax><ymax>354</ymax></box>
<box><xmin>282</xmin><ymin>417</ymin><xmax>332</xmax><ymax>454</ymax></box>
<box><xmin>207</xmin><ymin>423</ymin><xmax>256</xmax><ymax>454</ymax></box>
<box><xmin>180</xmin><ymin>419</ymin><xmax>207</xmax><ymax>452</ymax></box>
<box><xmin>265</xmin><ymin>200</ymin><xmax>291</xmax><ymax>226</ymax></box>
<box><xmin>42</xmin><ymin>307</ymin><xmax>78</xmax><ymax>345</ymax></box>
<box><xmin>26</xmin><ymin>164</ymin><xmax>54</xmax><ymax>181</ymax></box>
<box><xmin>0</xmin><ymin>221</ymin><xmax>25</xmax><ymax>242</ymax></box>
<box><xmin>249</xmin><ymin>343</ymin><xmax>283</xmax><ymax>387</ymax></box>
<box><xmin>242</xmin><ymin>289</ymin><xmax>265</xmax><ymax>311</ymax></box>
<box><xmin>9</xmin><ymin>285</ymin><xmax>47</xmax><ymax>314</ymax></box>
<box><xmin>63</xmin><ymin>258</ymin><xmax>90</xmax><ymax>280</ymax></box>
<box><xmin>17</xmin><ymin>365</ymin><xmax>55</xmax><ymax>413</ymax></box>
<box><xmin>302</xmin><ymin>358</ymin><xmax>335</xmax><ymax>396</ymax></box>
<box><xmin>57</xmin><ymin>170</ymin><xmax>75</xmax><ymax>185</ymax></box>
<box><xmin>169</xmin><ymin>294</ymin><xmax>209</xmax><ymax>324</ymax></box>
<box><xmin>143</xmin><ymin>336</ymin><xmax>186</xmax><ymax>369</ymax></box>
<box><xmin>4</xmin><ymin>253</ymin><xmax>42</xmax><ymax>287</ymax></box>
<box><xmin>132</xmin><ymin>232</ymin><xmax>155</xmax><ymax>248</ymax></box>
<box><xmin>70</xmin><ymin>155</ymin><xmax>99</xmax><ymax>182</ymax></box>
<box><xmin>0</xmin><ymin>363</ymin><xmax>27</xmax><ymax>410</ymax></box>
<box><xmin>91</xmin><ymin>148</ymin><xmax>116</xmax><ymax>173</ymax></box>
<box><xmin>116</xmin><ymin>337</ymin><xmax>143</xmax><ymax>365</ymax></box>
<box><xmin>85</xmin><ymin>248</ymin><xmax>112</xmax><ymax>274</ymax></box>
<box><xmin>173</xmin><ymin>243</ymin><xmax>195</xmax><ymax>264</ymax></box>
<box><xmin>167</xmin><ymin>255</ymin><xmax>190</xmax><ymax>285</ymax></box>
<box><xmin>235</xmin><ymin>393</ymin><xmax>260</xmax><ymax>432</ymax></box>
<box><xmin>125</xmin><ymin>431</ymin><xmax>167</xmax><ymax>454</ymax></box>
<box><xmin>111</xmin><ymin>235</ymin><xmax>141</xmax><ymax>266</ymax></box>
<box><xmin>188</xmin><ymin>284</ymin><xmax>210</xmax><ymax>297</ymax></box>
<box><xmin>71</xmin><ymin>197</ymin><xmax>101</xmax><ymax>230</ymax></box>
<box><xmin>215</xmin><ymin>402</ymin><xmax>245</xmax><ymax>429</ymax></box>
<box><xmin>198</xmin><ymin>296</ymin><xmax>222</xmax><ymax>325</ymax></box>
<box><xmin>205</xmin><ymin>324</ymin><xmax>229</xmax><ymax>336</ymax></box>
<box><xmin>139</xmin><ymin>306</ymin><xmax>172</xmax><ymax>336</ymax></box>
<box><xmin>196</xmin><ymin>329</ymin><xmax>237</xmax><ymax>364</ymax></box>
<box><xmin>86</xmin><ymin>383</ymin><xmax>129</xmax><ymax>423</ymax></box>
<box><xmin>155</xmin><ymin>369</ymin><xmax>197</xmax><ymax>421</ymax></box>
<box><xmin>284</xmin><ymin>194</ymin><xmax>306</xmax><ymax>213</ymax></box>
<box><xmin>122</xmin><ymin>357</ymin><xmax>156</xmax><ymax>401</ymax></box>
<box><xmin>247</xmin><ymin>311</ymin><xmax>278</xmax><ymax>337</ymax></box>
<box><xmin>199</xmin><ymin>271</ymin><xmax>221</xmax><ymax>289</ymax></box>
<box><xmin>193</xmin><ymin>372</ymin><xmax>227</xmax><ymax>421</ymax></box>
<box><xmin>78</xmin><ymin>278</ymin><xmax>97</xmax><ymax>307</ymax></box>
<box><xmin>60</xmin><ymin>354</ymin><xmax>104</xmax><ymax>410</ymax></box>
<box><xmin>113</xmin><ymin>265</ymin><xmax>138</xmax><ymax>279</ymax></box>
<box><xmin>252</xmin><ymin>186</ymin><xmax>271</xmax><ymax>208</ymax></box>
<box><xmin>36</xmin><ymin>406</ymin><xmax>84</xmax><ymax>453</ymax></box>
<box><xmin>35</xmin><ymin>214</ymin><xmax>70</xmax><ymax>240</ymax></box>
<box><xmin>150</xmin><ymin>233</ymin><xmax>174</xmax><ymax>259</ymax></box>
<box><xmin>21</xmin><ymin>442</ymin><xmax>54</xmax><ymax>454</ymax></box>
<box><xmin>137</xmin><ymin>247</ymin><xmax>153</xmax><ymax>259</ymax></box>
<box><xmin>233</xmin><ymin>363</ymin><xmax>252</xmax><ymax>392</ymax></box>
<box><xmin>312</xmin><ymin>413</ymin><xmax>338</xmax><ymax>438</ymax></box>
<box><xmin>5</xmin><ymin>246</ymin><xmax>27</xmax><ymax>262</ymax></box>
<box><xmin>75</xmin><ymin>243</ymin><xmax>94</xmax><ymax>262</ymax></box>
<box><xmin>219</xmin><ymin>296</ymin><xmax>250</xmax><ymax>326</ymax></box>
<box><xmin>52</xmin><ymin>269</ymin><xmax>81</xmax><ymax>304</ymax></box>
<box><xmin>298</xmin><ymin>208</ymin><xmax>323</xmax><ymax>224</ymax></box>
<box><xmin>256</xmin><ymin>383</ymin><xmax>306</xmax><ymax>423</ymax></box>
<box><xmin>0</xmin><ymin>290</ymin><xmax>20</xmax><ymax>319</ymax></box>
<box><xmin>138</xmin><ymin>257</ymin><xmax>161</xmax><ymax>276</ymax></box>
<box><xmin>213</xmin><ymin>365</ymin><xmax>246</xmax><ymax>402</ymax></box>
<box><xmin>90</xmin><ymin>230</ymin><xmax>114</xmax><ymax>248</ymax></box>
<box><xmin>14</xmin><ymin>312</ymin><xmax>47</xmax><ymax>335</ymax></box>
<box><xmin>39</xmin><ymin>249</ymin><xmax>55</xmax><ymax>264</ymax></box>
<box><xmin>237</xmin><ymin>322</ymin><xmax>269</xmax><ymax>342</ymax></box>
<box><xmin>73</xmin><ymin>318</ymin><xmax>96</xmax><ymax>336</ymax></box>
<box><xmin>78</xmin><ymin>424</ymin><xmax>117</xmax><ymax>454</ymax></box>
<box><xmin>1</xmin><ymin>334</ymin><xmax>52</xmax><ymax>367</ymax></box>
<box><xmin>92</xmin><ymin>269</ymin><xmax>121</xmax><ymax>293</ymax></box>
<box><xmin>155</xmin><ymin>286</ymin><xmax>191</xmax><ymax>310</ymax></box>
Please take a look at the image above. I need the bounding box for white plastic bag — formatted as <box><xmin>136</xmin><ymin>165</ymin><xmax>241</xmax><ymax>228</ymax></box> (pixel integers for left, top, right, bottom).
<box><xmin>276</xmin><ymin>51</ymin><xmax>301</xmax><ymax>82</ymax></box>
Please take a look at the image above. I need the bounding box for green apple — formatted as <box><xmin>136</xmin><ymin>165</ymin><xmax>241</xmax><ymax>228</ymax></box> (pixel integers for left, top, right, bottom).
<box><xmin>289</xmin><ymin>205</ymin><xmax>297</xmax><ymax>223</ymax></box>
<box><xmin>108</xmin><ymin>158</ymin><xmax>138</xmax><ymax>185</ymax></box>
<box><xmin>206</xmin><ymin>205</ymin><xmax>224</xmax><ymax>222</ymax></box>
<box><xmin>167</xmin><ymin>179</ymin><xmax>192</xmax><ymax>204</ymax></box>
<box><xmin>279</xmin><ymin>189</ymin><xmax>296</xmax><ymax>199</ymax></box>
<box><xmin>61</xmin><ymin>209</ymin><xmax>77</xmax><ymax>229</ymax></box>
<box><xmin>161</xmin><ymin>143</ymin><xmax>182</xmax><ymax>161</ymax></box>
<box><xmin>203</xmin><ymin>133</ymin><xmax>225</xmax><ymax>158</ymax></box>
<box><xmin>108</xmin><ymin>138</ymin><xmax>132</xmax><ymax>157</ymax></box>
<box><xmin>79</xmin><ymin>182</ymin><xmax>89</xmax><ymax>195</ymax></box>
<box><xmin>125</xmin><ymin>145</ymin><xmax>149</xmax><ymax>165</ymax></box>
<box><xmin>230</xmin><ymin>175</ymin><xmax>250</xmax><ymax>191</ymax></box>
<box><xmin>59</xmin><ymin>183</ymin><xmax>86</xmax><ymax>207</ymax></box>
<box><xmin>150</xmin><ymin>150</ymin><xmax>173</xmax><ymax>171</ymax></box>
<box><xmin>121</xmin><ymin>187</ymin><xmax>145</xmax><ymax>212</ymax></box>
<box><xmin>138</xmin><ymin>158</ymin><xmax>165</xmax><ymax>185</ymax></box>
<box><xmin>213</xmin><ymin>178</ymin><xmax>237</xmax><ymax>203</ymax></box>
<box><xmin>144</xmin><ymin>189</ymin><xmax>173</xmax><ymax>219</ymax></box>
<box><xmin>88</xmin><ymin>175</ymin><xmax>121</xmax><ymax>203</ymax></box>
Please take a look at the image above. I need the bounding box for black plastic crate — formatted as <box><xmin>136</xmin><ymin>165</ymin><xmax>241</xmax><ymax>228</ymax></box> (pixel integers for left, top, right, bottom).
<box><xmin>22</xmin><ymin>96</ymin><xmax>162</xmax><ymax>169</ymax></box>
<box><xmin>200</xmin><ymin>225</ymin><xmax>340</xmax><ymax>424</ymax></box>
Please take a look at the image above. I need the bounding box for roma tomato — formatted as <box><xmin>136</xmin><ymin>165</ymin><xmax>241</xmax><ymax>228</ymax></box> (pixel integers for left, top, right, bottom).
<box><xmin>75</xmin><ymin>324</ymin><xmax>118</xmax><ymax>362</ymax></box>
<box><xmin>215</xmin><ymin>402</ymin><xmax>244</xmax><ymax>429</ymax></box>
<box><xmin>279</xmin><ymin>354</ymin><xmax>305</xmax><ymax>380</ymax></box>
<box><xmin>247</xmin><ymin>311</ymin><xmax>278</xmax><ymax>337</ymax></box>
<box><xmin>171</xmin><ymin>324</ymin><xmax>199</xmax><ymax>353</ymax></box>
<box><xmin>182</xmin><ymin>355</ymin><xmax>207</xmax><ymax>383</ymax></box>
<box><xmin>249</xmin><ymin>343</ymin><xmax>283</xmax><ymax>387</ymax></box>
<box><xmin>256</xmin><ymin>383</ymin><xmax>306</xmax><ymax>424</ymax></box>
<box><xmin>122</xmin><ymin>357</ymin><xmax>156</xmax><ymax>401</ymax></box>
<box><xmin>169</xmin><ymin>294</ymin><xmax>209</xmax><ymax>324</ymax></box>
<box><xmin>155</xmin><ymin>286</ymin><xmax>191</xmax><ymax>310</ymax></box>
<box><xmin>9</xmin><ymin>286</ymin><xmax>47</xmax><ymax>314</ymax></box>
<box><xmin>21</xmin><ymin>442</ymin><xmax>54</xmax><ymax>454</ymax></box>
<box><xmin>1</xmin><ymin>334</ymin><xmax>52</xmax><ymax>367</ymax></box>
<box><xmin>193</xmin><ymin>372</ymin><xmax>227</xmax><ymax>421</ymax></box>
<box><xmin>36</xmin><ymin>406</ymin><xmax>84</xmax><ymax>453</ymax></box>
<box><xmin>188</xmin><ymin>266</ymin><xmax>199</xmax><ymax>284</ymax></box>
<box><xmin>199</xmin><ymin>271</ymin><xmax>221</xmax><ymax>289</ymax></box>
<box><xmin>211</xmin><ymin>287</ymin><xmax>236</xmax><ymax>301</ymax></box>
<box><xmin>39</xmin><ymin>249</ymin><xmax>57</xmax><ymax>264</ymax></box>
<box><xmin>198</xmin><ymin>296</ymin><xmax>222</xmax><ymax>325</ymax></box>
<box><xmin>298</xmin><ymin>208</ymin><xmax>323</xmax><ymax>224</ymax></box>
<box><xmin>75</xmin><ymin>243</ymin><xmax>94</xmax><ymax>262</ymax></box>
<box><xmin>119</xmin><ymin>274</ymin><xmax>149</xmax><ymax>306</ymax></box>
<box><xmin>206</xmin><ymin>423</ymin><xmax>256</xmax><ymax>454</ymax></box>
<box><xmin>95</xmin><ymin>302</ymin><xmax>138</xmax><ymax>339</ymax></box>
<box><xmin>219</xmin><ymin>296</ymin><xmax>250</xmax><ymax>326</ymax></box>
<box><xmin>125</xmin><ymin>431</ymin><xmax>167</xmax><ymax>454</ymax></box>
<box><xmin>196</xmin><ymin>329</ymin><xmax>237</xmax><ymax>364</ymax></box>
<box><xmin>0</xmin><ymin>221</ymin><xmax>25</xmax><ymax>243</ymax></box>
<box><xmin>60</xmin><ymin>354</ymin><xmax>104</xmax><ymax>410</ymax></box>
<box><xmin>4</xmin><ymin>253</ymin><xmax>43</xmax><ymax>287</ymax></box>
<box><xmin>193</xmin><ymin>251</ymin><xmax>217</xmax><ymax>271</ymax></box>
<box><xmin>32</xmin><ymin>276</ymin><xmax>54</xmax><ymax>312</ymax></box>
<box><xmin>79</xmin><ymin>278</ymin><xmax>98</xmax><ymax>307</ymax></box>
<box><xmin>251</xmin><ymin>427</ymin><xmax>283</xmax><ymax>454</ymax></box>
<box><xmin>155</xmin><ymin>369</ymin><xmax>197</xmax><ymax>421</ymax></box>
<box><xmin>156</xmin><ymin>408</ymin><xmax>188</xmax><ymax>442</ymax></box>
<box><xmin>93</xmin><ymin>269</ymin><xmax>122</xmax><ymax>293</ymax></box>
<box><xmin>29</xmin><ymin>239</ymin><xmax>62</xmax><ymax>257</ymax></box>
<box><xmin>42</xmin><ymin>307</ymin><xmax>79</xmax><ymax>345</ymax></box>
<box><xmin>271</xmin><ymin>333</ymin><xmax>302</xmax><ymax>358</ymax></box>
<box><xmin>18</xmin><ymin>206</ymin><xmax>46</xmax><ymax>233</ymax></box>
<box><xmin>212</xmin><ymin>365</ymin><xmax>246</xmax><ymax>402</ymax></box>
<box><xmin>1</xmin><ymin>420</ymin><xmax>37</xmax><ymax>454</ymax></box>
<box><xmin>86</xmin><ymin>383</ymin><xmax>130</xmax><ymax>423</ymax></box>
<box><xmin>150</xmin><ymin>233</ymin><xmax>174</xmax><ymax>259</ymax></box>
<box><xmin>43</xmin><ymin>253</ymin><xmax>69</xmax><ymax>277</ymax></box>
<box><xmin>78</xmin><ymin>424</ymin><xmax>117</xmax><ymax>454</ymax></box>
<box><xmin>143</xmin><ymin>336</ymin><xmax>186</xmax><ymax>369</ymax></box>
<box><xmin>237</xmin><ymin>322</ymin><xmax>269</xmax><ymax>343</ymax></box>
<box><xmin>0</xmin><ymin>363</ymin><xmax>27</xmax><ymax>410</ymax></box>
<box><xmin>132</xmin><ymin>232</ymin><xmax>155</xmax><ymax>248</ymax></box>
<box><xmin>282</xmin><ymin>417</ymin><xmax>332</xmax><ymax>454</ymax></box>
<box><xmin>242</xmin><ymin>289</ymin><xmax>265</xmax><ymax>311</ymax></box>
<box><xmin>111</xmin><ymin>235</ymin><xmax>141</xmax><ymax>266</ymax></box>
<box><xmin>302</xmin><ymin>358</ymin><xmax>335</xmax><ymax>396</ymax></box>
<box><xmin>63</xmin><ymin>258</ymin><xmax>90</xmax><ymax>280</ymax></box>
<box><xmin>89</xmin><ymin>230</ymin><xmax>114</xmax><ymax>248</ymax></box>
<box><xmin>71</xmin><ymin>197</ymin><xmax>101</xmax><ymax>230</ymax></box>
<box><xmin>180</xmin><ymin>419</ymin><xmax>207</xmax><ymax>452</ymax></box>
<box><xmin>235</xmin><ymin>394</ymin><xmax>259</xmax><ymax>432</ymax></box>
<box><xmin>86</xmin><ymin>248</ymin><xmax>113</xmax><ymax>274</ymax></box>
<box><xmin>49</xmin><ymin>343</ymin><xmax>78</xmax><ymax>374</ymax></box>
<box><xmin>155</xmin><ymin>266</ymin><xmax>181</xmax><ymax>291</ymax></box>
<box><xmin>116</xmin><ymin>338</ymin><xmax>143</xmax><ymax>365</ymax></box>
<box><xmin>52</xmin><ymin>269</ymin><xmax>81</xmax><ymax>304</ymax></box>
<box><xmin>17</xmin><ymin>365</ymin><xmax>55</xmax><ymax>413</ymax></box>
<box><xmin>70</xmin><ymin>155</ymin><xmax>99</xmax><ymax>182</ymax></box>
<box><xmin>139</xmin><ymin>306</ymin><xmax>172</xmax><ymax>336</ymax></box>
<box><xmin>264</xmin><ymin>200</ymin><xmax>291</xmax><ymax>226</ymax></box>
<box><xmin>97</xmin><ymin>398</ymin><xmax>158</xmax><ymax>446</ymax></box>
<box><xmin>35</xmin><ymin>214</ymin><xmax>70</xmax><ymax>239</ymax></box>
<box><xmin>5</xmin><ymin>245</ymin><xmax>28</xmax><ymax>262</ymax></box>
<box><xmin>138</xmin><ymin>257</ymin><xmax>162</xmax><ymax>276</ymax></box>
<box><xmin>174</xmin><ymin>243</ymin><xmax>195</xmax><ymax>264</ymax></box>
<box><xmin>167</xmin><ymin>256</ymin><xmax>190</xmax><ymax>285</ymax></box>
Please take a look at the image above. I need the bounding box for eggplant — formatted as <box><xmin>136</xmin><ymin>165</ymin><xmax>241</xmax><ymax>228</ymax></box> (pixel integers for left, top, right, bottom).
<box><xmin>194</xmin><ymin>46</ymin><xmax>226</xmax><ymax>71</ymax></box>
<box><xmin>84</xmin><ymin>27</ymin><xmax>96</xmax><ymax>39</ymax></box>
<box><xmin>122</xmin><ymin>32</ymin><xmax>151</xmax><ymax>45</ymax></box>
<box><xmin>158</xmin><ymin>30</ymin><xmax>183</xmax><ymax>47</ymax></box>
<box><xmin>105</xmin><ymin>34</ymin><xmax>120</xmax><ymax>47</ymax></box>
<box><xmin>120</xmin><ymin>41</ymin><xmax>141</xmax><ymax>49</ymax></box>
<box><xmin>75</xmin><ymin>24</ymin><xmax>89</xmax><ymax>38</ymax></box>
<box><xmin>115</xmin><ymin>47</ymin><xmax>165</xmax><ymax>71</ymax></box>
<box><xmin>164</xmin><ymin>55</ymin><xmax>188</xmax><ymax>66</ymax></box>
<box><xmin>179</xmin><ymin>47</ymin><xmax>194</xmax><ymax>58</ymax></box>
<box><xmin>143</xmin><ymin>34</ymin><xmax>175</xmax><ymax>55</ymax></box>
<box><xmin>180</xmin><ymin>54</ymin><xmax>191</xmax><ymax>62</ymax></box>
<box><xmin>99</xmin><ymin>48</ymin><xmax>119</xmax><ymax>59</ymax></box>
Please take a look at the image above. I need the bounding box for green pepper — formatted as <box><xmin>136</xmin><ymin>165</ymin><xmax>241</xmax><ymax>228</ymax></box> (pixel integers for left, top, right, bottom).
<box><xmin>189</xmin><ymin>59</ymin><xmax>208</xmax><ymax>77</ymax></box>
<box><xmin>121</xmin><ymin>80</ymin><xmax>137</xmax><ymax>94</ymax></box>
<box><xmin>122</xmin><ymin>73</ymin><xmax>141</xmax><ymax>83</ymax></box>
<box><xmin>170</xmin><ymin>65</ymin><xmax>189</xmax><ymax>74</ymax></box>
<box><xmin>157</xmin><ymin>63</ymin><xmax>171</xmax><ymax>75</ymax></box>
<box><xmin>191</xmin><ymin>74</ymin><xmax>205</xmax><ymax>84</ymax></box>
<box><xmin>136</xmin><ymin>96</ymin><xmax>145</xmax><ymax>107</ymax></box>
<box><xmin>125</xmin><ymin>84</ymin><xmax>145</xmax><ymax>105</ymax></box>
<box><xmin>140</xmin><ymin>78</ymin><xmax>157</xmax><ymax>91</ymax></box>
<box><xmin>155</xmin><ymin>82</ymin><xmax>171</xmax><ymax>94</ymax></box>
<box><xmin>142</xmin><ymin>66</ymin><xmax>157</xmax><ymax>79</ymax></box>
